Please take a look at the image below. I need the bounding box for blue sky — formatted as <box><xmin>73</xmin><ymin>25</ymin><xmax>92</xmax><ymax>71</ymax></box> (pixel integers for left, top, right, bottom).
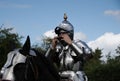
<box><xmin>0</xmin><ymin>0</ymin><xmax>120</xmax><ymax>60</ymax></box>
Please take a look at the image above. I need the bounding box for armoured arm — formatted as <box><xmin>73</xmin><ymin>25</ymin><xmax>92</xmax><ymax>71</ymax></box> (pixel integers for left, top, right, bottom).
<box><xmin>46</xmin><ymin>43</ymin><xmax>64</xmax><ymax>69</ymax></box>
<box><xmin>70</xmin><ymin>40</ymin><xmax>93</xmax><ymax>62</ymax></box>
<box><xmin>45</xmin><ymin>47</ymin><xmax>56</xmax><ymax>61</ymax></box>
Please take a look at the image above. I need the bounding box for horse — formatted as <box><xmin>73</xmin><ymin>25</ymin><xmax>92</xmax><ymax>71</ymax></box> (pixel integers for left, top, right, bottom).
<box><xmin>0</xmin><ymin>36</ymin><xmax>60</xmax><ymax>81</ymax></box>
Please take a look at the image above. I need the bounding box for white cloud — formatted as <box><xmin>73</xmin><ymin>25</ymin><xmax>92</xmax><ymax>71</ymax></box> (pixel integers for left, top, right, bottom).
<box><xmin>88</xmin><ymin>32</ymin><xmax>120</xmax><ymax>61</ymax></box>
<box><xmin>104</xmin><ymin>10</ymin><xmax>120</xmax><ymax>19</ymax></box>
<box><xmin>43</xmin><ymin>30</ymin><xmax>57</xmax><ymax>39</ymax></box>
<box><xmin>74</xmin><ymin>32</ymin><xmax>87</xmax><ymax>40</ymax></box>
<box><xmin>43</xmin><ymin>30</ymin><xmax>87</xmax><ymax>40</ymax></box>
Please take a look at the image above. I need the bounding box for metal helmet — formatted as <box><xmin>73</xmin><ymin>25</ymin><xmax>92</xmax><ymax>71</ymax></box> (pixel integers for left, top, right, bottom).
<box><xmin>55</xmin><ymin>13</ymin><xmax>74</xmax><ymax>40</ymax></box>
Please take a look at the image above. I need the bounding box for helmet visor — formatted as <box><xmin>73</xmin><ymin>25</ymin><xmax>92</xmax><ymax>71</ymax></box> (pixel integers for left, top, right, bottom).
<box><xmin>55</xmin><ymin>27</ymin><xmax>68</xmax><ymax>35</ymax></box>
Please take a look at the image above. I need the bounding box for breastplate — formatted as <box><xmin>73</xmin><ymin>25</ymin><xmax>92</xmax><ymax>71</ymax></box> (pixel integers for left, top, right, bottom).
<box><xmin>60</xmin><ymin>50</ymin><xmax>83</xmax><ymax>72</ymax></box>
<box><xmin>59</xmin><ymin>47</ymin><xmax>76</xmax><ymax>71</ymax></box>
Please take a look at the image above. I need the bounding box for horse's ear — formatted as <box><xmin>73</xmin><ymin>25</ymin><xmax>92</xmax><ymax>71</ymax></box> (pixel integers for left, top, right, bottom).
<box><xmin>20</xmin><ymin>36</ymin><xmax>31</xmax><ymax>56</ymax></box>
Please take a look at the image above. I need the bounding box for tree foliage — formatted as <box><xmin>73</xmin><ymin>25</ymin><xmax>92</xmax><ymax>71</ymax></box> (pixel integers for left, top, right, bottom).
<box><xmin>32</xmin><ymin>43</ymin><xmax>46</xmax><ymax>54</ymax></box>
<box><xmin>85</xmin><ymin>45</ymin><xmax>120</xmax><ymax>81</ymax></box>
<box><xmin>0</xmin><ymin>27</ymin><xmax>23</xmax><ymax>68</ymax></box>
<box><xmin>41</xmin><ymin>37</ymin><xmax>52</xmax><ymax>50</ymax></box>
<box><xmin>84</xmin><ymin>48</ymin><xmax>102</xmax><ymax>81</ymax></box>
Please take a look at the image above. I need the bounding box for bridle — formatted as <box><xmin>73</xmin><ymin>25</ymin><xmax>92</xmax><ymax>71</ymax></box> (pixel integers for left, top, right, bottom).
<box><xmin>25</xmin><ymin>55</ymin><xmax>38</xmax><ymax>81</ymax></box>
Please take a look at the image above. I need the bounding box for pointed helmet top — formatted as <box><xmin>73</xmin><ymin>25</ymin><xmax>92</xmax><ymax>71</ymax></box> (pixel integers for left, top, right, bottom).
<box><xmin>64</xmin><ymin>13</ymin><xmax>67</xmax><ymax>21</ymax></box>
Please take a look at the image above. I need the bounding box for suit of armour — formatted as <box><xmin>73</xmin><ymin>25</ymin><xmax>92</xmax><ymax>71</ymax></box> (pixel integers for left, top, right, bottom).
<box><xmin>45</xmin><ymin>14</ymin><xmax>93</xmax><ymax>81</ymax></box>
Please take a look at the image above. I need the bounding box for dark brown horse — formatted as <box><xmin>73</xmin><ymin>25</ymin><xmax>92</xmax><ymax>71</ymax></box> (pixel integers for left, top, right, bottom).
<box><xmin>0</xmin><ymin>36</ymin><xmax>60</xmax><ymax>81</ymax></box>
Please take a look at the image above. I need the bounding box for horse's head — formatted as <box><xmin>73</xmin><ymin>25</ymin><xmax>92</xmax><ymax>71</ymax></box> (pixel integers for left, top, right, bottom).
<box><xmin>0</xmin><ymin>36</ymin><xmax>37</xmax><ymax>81</ymax></box>
<box><xmin>0</xmin><ymin>36</ymin><xmax>61</xmax><ymax>81</ymax></box>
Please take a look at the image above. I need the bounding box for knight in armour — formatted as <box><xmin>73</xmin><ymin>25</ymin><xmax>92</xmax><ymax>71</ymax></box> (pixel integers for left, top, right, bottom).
<box><xmin>45</xmin><ymin>13</ymin><xmax>93</xmax><ymax>81</ymax></box>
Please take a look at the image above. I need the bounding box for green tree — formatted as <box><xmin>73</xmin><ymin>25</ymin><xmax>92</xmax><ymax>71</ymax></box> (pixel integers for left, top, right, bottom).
<box><xmin>0</xmin><ymin>27</ymin><xmax>23</xmax><ymax>68</ymax></box>
<box><xmin>84</xmin><ymin>48</ymin><xmax>102</xmax><ymax>81</ymax></box>
<box><xmin>41</xmin><ymin>37</ymin><xmax>52</xmax><ymax>50</ymax></box>
<box><xmin>115</xmin><ymin>44</ymin><xmax>120</xmax><ymax>61</ymax></box>
<box><xmin>32</xmin><ymin>43</ymin><xmax>46</xmax><ymax>54</ymax></box>
<box><xmin>85</xmin><ymin>45</ymin><xmax>120</xmax><ymax>81</ymax></box>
